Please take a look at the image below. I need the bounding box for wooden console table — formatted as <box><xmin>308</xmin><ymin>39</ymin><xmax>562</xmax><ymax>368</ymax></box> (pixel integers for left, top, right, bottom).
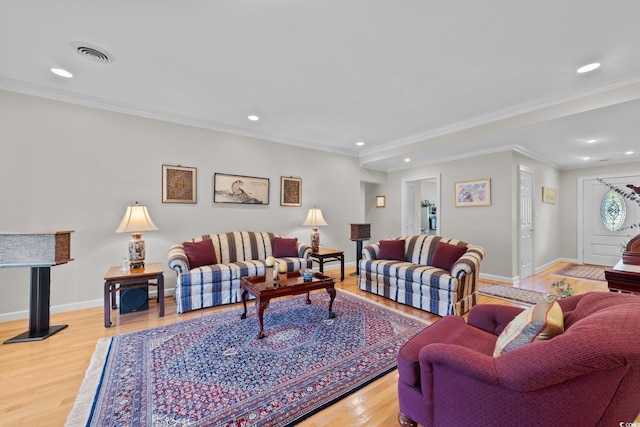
<box><xmin>605</xmin><ymin>260</ymin><xmax>640</xmax><ymax>293</ymax></box>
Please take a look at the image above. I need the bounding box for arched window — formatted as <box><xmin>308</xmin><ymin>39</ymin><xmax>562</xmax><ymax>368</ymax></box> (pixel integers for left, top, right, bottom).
<box><xmin>600</xmin><ymin>190</ymin><xmax>626</xmax><ymax>231</ymax></box>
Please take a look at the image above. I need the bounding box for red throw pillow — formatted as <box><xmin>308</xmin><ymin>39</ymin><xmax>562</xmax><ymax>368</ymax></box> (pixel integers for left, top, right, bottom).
<box><xmin>273</xmin><ymin>237</ymin><xmax>298</xmax><ymax>257</ymax></box>
<box><xmin>183</xmin><ymin>239</ymin><xmax>217</xmax><ymax>268</ymax></box>
<box><xmin>379</xmin><ymin>239</ymin><xmax>405</xmax><ymax>261</ymax></box>
<box><xmin>432</xmin><ymin>242</ymin><xmax>467</xmax><ymax>271</ymax></box>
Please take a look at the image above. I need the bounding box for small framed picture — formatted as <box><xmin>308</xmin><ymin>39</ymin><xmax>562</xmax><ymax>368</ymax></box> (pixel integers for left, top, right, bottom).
<box><xmin>280</xmin><ymin>176</ymin><xmax>302</xmax><ymax>207</ymax></box>
<box><xmin>454</xmin><ymin>179</ymin><xmax>491</xmax><ymax>207</ymax></box>
<box><xmin>376</xmin><ymin>195</ymin><xmax>386</xmax><ymax>208</ymax></box>
<box><xmin>162</xmin><ymin>165</ymin><xmax>197</xmax><ymax>204</ymax></box>
<box><xmin>542</xmin><ymin>186</ymin><xmax>557</xmax><ymax>204</ymax></box>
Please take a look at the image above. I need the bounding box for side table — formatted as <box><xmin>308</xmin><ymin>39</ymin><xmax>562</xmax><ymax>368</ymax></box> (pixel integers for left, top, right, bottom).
<box><xmin>605</xmin><ymin>259</ymin><xmax>640</xmax><ymax>293</ymax></box>
<box><xmin>309</xmin><ymin>248</ymin><xmax>344</xmax><ymax>281</ymax></box>
<box><xmin>103</xmin><ymin>262</ymin><xmax>165</xmax><ymax>327</ymax></box>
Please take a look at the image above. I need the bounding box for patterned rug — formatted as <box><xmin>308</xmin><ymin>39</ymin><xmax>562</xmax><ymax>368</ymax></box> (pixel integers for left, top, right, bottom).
<box><xmin>552</xmin><ymin>263</ymin><xmax>606</xmax><ymax>281</ymax></box>
<box><xmin>478</xmin><ymin>282</ymin><xmax>547</xmax><ymax>305</ymax></box>
<box><xmin>66</xmin><ymin>290</ymin><xmax>427</xmax><ymax>427</ymax></box>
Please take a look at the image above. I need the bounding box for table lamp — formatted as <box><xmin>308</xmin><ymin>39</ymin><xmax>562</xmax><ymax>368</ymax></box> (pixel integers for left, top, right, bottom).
<box><xmin>302</xmin><ymin>206</ymin><xmax>327</xmax><ymax>252</ymax></box>
<box><xmin>115</xmin><ymin>202</ymin><xmax>158</xmax><ymax>270</ymax></box>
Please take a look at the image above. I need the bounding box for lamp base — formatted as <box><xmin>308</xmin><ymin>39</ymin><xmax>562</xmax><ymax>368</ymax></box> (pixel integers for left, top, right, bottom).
<box><xmin>129</xmin><ymin>260</ymin><xmax>145</xmax><ymax>271</ymax></box>
<box><xmin>310</xmin><ymin>228</ymin><xmax>320</xmax><ymax>252</ymax></box>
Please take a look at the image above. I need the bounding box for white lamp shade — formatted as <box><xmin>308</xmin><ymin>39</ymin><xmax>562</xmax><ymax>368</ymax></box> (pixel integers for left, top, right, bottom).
<box><xmin>302</xmin><ymin>207</ymin><xmax>328</xmax><ymax>227</ymax></box>
<box><xmin>115</xmin><ymin>203</ymin><xmax>159</xmax><ymax>233</ymax></box>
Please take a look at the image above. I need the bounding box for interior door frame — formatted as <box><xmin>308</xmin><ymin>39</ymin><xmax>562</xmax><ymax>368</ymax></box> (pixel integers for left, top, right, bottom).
<box><xmin>401</xmin><ymin>173</ymin><xmax>441</xmax><ymax>236</ymax></box>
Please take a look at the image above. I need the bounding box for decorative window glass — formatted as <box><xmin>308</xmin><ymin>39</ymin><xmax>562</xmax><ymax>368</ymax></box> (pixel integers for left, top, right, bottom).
<box><xmin>600</xmin><ymin>190</ymin><xmax>626</xmax><ymax>231</ymax></box>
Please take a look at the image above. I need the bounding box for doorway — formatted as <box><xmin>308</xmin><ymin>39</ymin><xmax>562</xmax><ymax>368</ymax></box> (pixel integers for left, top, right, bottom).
<box><xmin>579</xmin><ymin>173</ymin><xmax>640</xmax><ymax>266</ymax></box>
<box><xmin>518</xmin><ymin>166</ymin><xmax>534</xmax><ymax>281</ymax></box>
<box><xmin>402</xmin><ymin>174</ymin><xmax>440</xmax><ymax>236</ymax></box>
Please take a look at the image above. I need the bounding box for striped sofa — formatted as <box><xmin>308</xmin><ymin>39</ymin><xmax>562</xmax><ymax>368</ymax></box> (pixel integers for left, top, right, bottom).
<box><xmin>168</xmin><ymin>231</ymin><xmax>312</xmax><ymax>313</ymax></box>
<box><xmin>358</xmin><ymin>235</ymin><xmax>485</xmax><ymax>316</ymax></box>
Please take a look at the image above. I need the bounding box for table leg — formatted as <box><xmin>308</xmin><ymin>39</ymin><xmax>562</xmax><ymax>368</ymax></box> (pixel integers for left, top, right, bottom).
<box><xmin>158</xmin><ymin>275</ymin><xmax>165</xmax><ymax>317</ymax></box>
<box><xmin>339</xmin><ymin>254</ymin><xmax>344</xmax><ymax>281</ymax></box>
<box><xmin>111</xmin><ymin>282</ymin><xmax>117</xmax><ymax>309</ymax></box>
<box><xmin>327</xmin><ymin>287</ymin><xmax>336</xmax><ymax>318</ymax></box>
<box><xmin>306</xmin><ymin>291</ymin><xmax>312</xmax><ymax>304</ymax></box>
<box><xmin>240</xmin><ymin>289</ymin><xmax>249</xmax><ymax>319</ymax></box>
<box><xmin>257</xmin><ymin>299</ymin><xmax>270</xmax><ymax>339</ymax></box>
<box><xmin>104</xmin><ymin>280</ymin><xmax>112</xmax><ymax>328</ymax></box>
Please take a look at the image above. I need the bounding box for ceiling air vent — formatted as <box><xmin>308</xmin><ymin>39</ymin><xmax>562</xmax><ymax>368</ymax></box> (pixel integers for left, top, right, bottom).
<box><xmin>70</xmin><ymin>42</ymin><xmax>114</xmax><ymax>64</ymax></box>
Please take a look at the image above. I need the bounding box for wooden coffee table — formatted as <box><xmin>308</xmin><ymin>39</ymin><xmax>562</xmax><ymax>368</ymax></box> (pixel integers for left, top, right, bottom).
<box><xmin>241</xmin><ymin>271</ymin><xmax>336</xmax><ymax>339</ymax></box>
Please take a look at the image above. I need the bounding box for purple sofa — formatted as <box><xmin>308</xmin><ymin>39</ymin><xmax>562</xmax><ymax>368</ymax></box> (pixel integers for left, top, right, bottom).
<box><xmin>397</xmin><ymin>292</ymin><xmax>640</xmax><ymax>427</ymax></box>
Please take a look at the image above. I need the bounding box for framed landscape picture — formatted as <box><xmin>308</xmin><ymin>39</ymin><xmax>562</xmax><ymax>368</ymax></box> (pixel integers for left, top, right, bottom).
<box><xmin>280</xmin><ymin>176</ymin><xmax>302</xmax><ymax>207</ymax></box>
<box><xmin>454</xmin><ymin>178</ymin><xmax>491</xmax><ymax>207</ymax></box>
<box><xmin>213</xmin><ymin>173</ymin><xmax>269</xmax><ymax>204</ymax></box>
<box><xmin>162</xmin><ymin>164</ymin><xmax>197</xmax><ymax>204</ymax></box>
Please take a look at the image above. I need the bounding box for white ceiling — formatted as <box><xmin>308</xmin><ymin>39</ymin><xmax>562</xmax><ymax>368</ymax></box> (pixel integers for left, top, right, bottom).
<box><xmin>2</xmin><ymin>1</ymin><xmax>640</xmax><ymax>171</ymax></box>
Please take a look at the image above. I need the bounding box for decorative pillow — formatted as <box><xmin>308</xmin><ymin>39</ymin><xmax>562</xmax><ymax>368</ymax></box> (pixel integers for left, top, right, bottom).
<box><xmin>379</xmin><ymin>239</ymin><xmax>405</xmax><ymax>261</ymax></box>
<box><xmin>493</xmin><ymin>299</ymin><xmax>564</xmax><ymax>357</ymax></box>
<box><xmin>432</xmin><ymin>242</ymin><xmax>467</xmax><ymax>270</ymax></box>
<box><xmin>183</xmin><ymin>239</ymin><xmax>217</xmax><ymax>269</ymax></box>
<box><xmin>273</xmin><ymin>237</ymin><xmax>298</xmax><ymax>257</ymax></box>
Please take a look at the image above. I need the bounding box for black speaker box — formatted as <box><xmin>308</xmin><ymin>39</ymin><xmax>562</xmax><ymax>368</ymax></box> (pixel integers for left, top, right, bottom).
<box><xmin>120</xmin><ymin>286</ymin><xmax>149</xmax><ymax>314</ymax></box>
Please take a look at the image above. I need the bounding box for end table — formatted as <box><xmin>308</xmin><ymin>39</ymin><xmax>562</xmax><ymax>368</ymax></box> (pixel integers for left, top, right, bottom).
<box><xmin>103</xmin><ymin>262</ymin><xmax>165</xmax><ymax>327</ymax></box>
<box><xmin>309</xmin><ymin>248</ymin><xmax>344</xmax><ymax>281</ymax></box>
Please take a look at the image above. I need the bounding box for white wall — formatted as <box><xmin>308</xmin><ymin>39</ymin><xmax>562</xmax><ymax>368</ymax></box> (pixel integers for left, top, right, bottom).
<box><xmin>365</xmin><ymin>151</ymin><xmax>514</xmax><ymax>279</ymax></box>
<box><xmin>0</xmin><ymin>90</ymin><xmax>379</xmax><ymax>319</ymax></box>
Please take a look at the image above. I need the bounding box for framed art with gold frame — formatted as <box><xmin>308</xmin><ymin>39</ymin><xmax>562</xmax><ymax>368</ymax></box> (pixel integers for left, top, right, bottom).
<box><xmin>542</xmin><ymin>186</ymin><xmax>557</xmax><ymax>204</ymax></box>
<box><xmin>162</xmin><ymin>164</ymin><xmax>197</xmax><ymax>204</ymax></box>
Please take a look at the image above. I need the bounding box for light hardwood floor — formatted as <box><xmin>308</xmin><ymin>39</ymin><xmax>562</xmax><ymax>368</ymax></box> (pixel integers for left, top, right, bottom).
<box><xmin>0</xmin><ymin>262</ymin><xmax>618</xmax><ymax>426</ymax></box>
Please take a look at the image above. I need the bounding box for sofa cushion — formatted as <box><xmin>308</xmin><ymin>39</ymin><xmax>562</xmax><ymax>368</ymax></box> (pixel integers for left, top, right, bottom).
<box><xmin>183</xmin><ymin>239</ymin><xmax>217</xmax><ymax>268</ymax></box>
<box><xmin>432</xmin><ymin>242</ymin><xmax>467</xmax><ymax>270</ymax></box>
<box><xmin>493</xmin><ymin>299</ymin><xmax>564</xmax><ymax>357</ymax></box>
<box><xmin>379</xmin><ymin>239</ymin><xmax>405</xmax><ymax>261</ymax></box>
<box><xmin>273</xmin><ymin>237</ymin><xmax>298</xmax><ymax>257</ymax></box>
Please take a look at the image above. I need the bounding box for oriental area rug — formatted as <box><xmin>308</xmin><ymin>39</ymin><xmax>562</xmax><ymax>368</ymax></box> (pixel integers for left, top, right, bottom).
<box><xmin>66</xmin><ymin>290</ymin><xmax>427</xmax><ymax>427</ymax></box>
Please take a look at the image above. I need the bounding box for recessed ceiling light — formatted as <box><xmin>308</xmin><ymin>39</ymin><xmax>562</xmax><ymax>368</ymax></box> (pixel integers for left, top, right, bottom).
<box><xmin>247</xmin><ymin>115</ymin><xmax>259</xmax><ymax>121</ymax></box>
<box><xmin>625</xmin><ymin>150</ymin><xmax>634</xmax><ymax>155</ymax></box>
<box><xmin>587</xmin><ymin>139</ymin><xmax>597</xmax><ymax>143</ymax></box>
<box><xmin>577</xmin><ymin>62</ymin><xmax>601</xmax><ymax>74</ymax></box>
<box><xmin>582</xmin><ymin>156</ymin><xmax>590</xmax><ymax>160</ymax></box>
<box><xmin>404</xmin><ymin>158</ymin><xmax>411</xmax><ymax>162</ymax></box>
<box><xmin>356</xmin><ymin>141</ymin><xmax>365</xmax><ymax>146</ymax></box>
<box><xmin>51</xmin><ymin>68</ymin><xmax>73</xmax><ymax>78</ymax></box>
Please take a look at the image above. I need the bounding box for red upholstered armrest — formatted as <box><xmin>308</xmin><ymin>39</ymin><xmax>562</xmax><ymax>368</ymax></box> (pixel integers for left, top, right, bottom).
<box><xmin>467</xmin><ymin>304</ymin><xmax>524</xmax><ymax>335</ymax></box>
<box><xmin>419</xmin><ymin>344</ymin><xmax>501</xmax><ymax>390</ymax></box>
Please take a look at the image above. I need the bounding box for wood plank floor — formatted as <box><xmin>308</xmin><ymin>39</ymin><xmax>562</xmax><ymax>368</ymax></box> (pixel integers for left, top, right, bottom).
<box><xmin>0</xmin><ymin>262</ymin><xmax>628</xmax><ymax>426</ymax></box>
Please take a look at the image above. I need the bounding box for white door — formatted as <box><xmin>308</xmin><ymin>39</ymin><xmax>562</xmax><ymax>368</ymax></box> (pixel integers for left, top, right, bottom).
<box><xmin>519</xmin><ymin>166</ymin><xmax>534</xmax><ymax>280</ymax></box>
<box><xmin>582</xmin><ymin>174</ymin><xmax>640</xmax><ymax>266</ymax></box>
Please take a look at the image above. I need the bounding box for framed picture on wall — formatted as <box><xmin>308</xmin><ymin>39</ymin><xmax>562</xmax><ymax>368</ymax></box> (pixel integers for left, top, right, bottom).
<box><xmin>376</xmin><ymin>195</ymin><xmax>386</xmax><ymax>208</ymax></box>
<box><xmin>454</xmin><ymin>178</ymin><xmax>491</xmax><ymax>207</ymax></box>
<box><xmin>542</xmin><ymin>186</ymin><xmax>557</xmax><ymax>204</ymax></box>
<box><xmin>162</xmin><ymin>164</ymin><xmax>197</xmax><ymax>204</ymax></box>
<box><xmin>280</xmin><ymin>176</ymin><xmax>302</xmax><ymax>207</ymax></box>
<box><xmin>213</xmin><ymin>173</ymin><xmax>270</xmax><ymax>204</ymax></box>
